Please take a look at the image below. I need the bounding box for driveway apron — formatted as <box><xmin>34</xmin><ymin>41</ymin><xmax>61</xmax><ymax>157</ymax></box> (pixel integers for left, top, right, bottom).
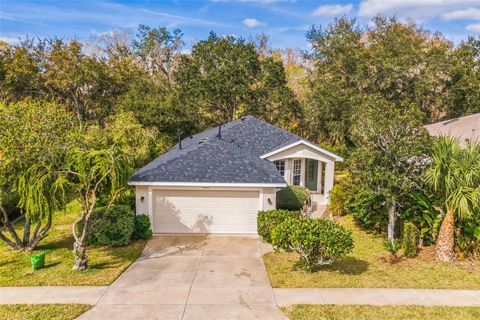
<box><xmin>78</xmin><ymin>235</ymin><xmax>287</xmax><ymax>320</ymax></box>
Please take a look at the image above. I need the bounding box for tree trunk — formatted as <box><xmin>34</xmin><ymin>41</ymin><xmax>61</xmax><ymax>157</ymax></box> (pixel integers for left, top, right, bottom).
<box><xmin>72</xmin><ymin>212</ymin><xmax>89</xmax><ymax>270</ymax></box>
<box><xmin>22</xmin><ymin>218</ymin><xmax>31</xmax><ymax>246</ymax></box>
<box><xmin>435</xmin><ymin>208</ymin><xmax>456</xmax><ymax>262</ymax></box>
<box><xmin>25</xmin><ymin>212</ymin><xmax>52</xmax><ymax>251</ymax></box>
<box><xmin>387</xmin><ymin>199</ymin><xmax>396</xmax><ymax>245</ymax></box>
<box><xmin>0</xmin><ymin>204</ymin><xmax>23</xmax><ymax>250</ymax></box>
<box><xmin>72</xmin><ymin>239</ymin><xmax>88</xmax><ymax>270</ymax></box>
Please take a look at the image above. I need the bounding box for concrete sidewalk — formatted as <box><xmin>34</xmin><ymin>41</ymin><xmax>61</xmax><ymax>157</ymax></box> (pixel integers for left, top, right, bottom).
<box><xmin>0</xmin><ymin>286</ymin><xmax>107</xmax><ymax>305</ymax></box>
<box><xmin>3</xmin><ymin>286</ymin><xmax>480</xmax><ymax>308</ymax></box>
<box><xmin>274</xmin><ymin>288</ymin><xmax>480</xmax><ymax>307</ymax></box>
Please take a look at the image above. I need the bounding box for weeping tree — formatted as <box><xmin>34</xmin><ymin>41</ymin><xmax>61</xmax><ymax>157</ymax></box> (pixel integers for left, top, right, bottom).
<box><xmin>425</xmin><ymin>136</ymin><xmax>480</xmax><ymax>262</ymax></box>
<box><xmin>64</xmin><ymin>148</ymin><xmax>129</xmax><ymax>270</ymax></box>
<box><xmin>0</xmin><ymin>100</ymin><xmax>75</xmax><ymax>251</ymax></box>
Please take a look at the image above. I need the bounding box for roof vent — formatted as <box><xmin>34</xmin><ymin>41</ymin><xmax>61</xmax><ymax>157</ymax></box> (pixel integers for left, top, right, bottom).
<box><xmin>199</xmin><ymin>137</ymin><xmax>208</xmax><ymax>144</ymax></box>
<box><xmin>240</xmin><ymin>116</ymin><xmax>247</xmax><ymax>121</ymax></box>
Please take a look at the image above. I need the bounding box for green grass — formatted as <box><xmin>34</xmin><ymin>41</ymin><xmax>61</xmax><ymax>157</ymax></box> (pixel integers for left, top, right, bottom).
<box><xmin>282</xmin><ymin>305</ymin><xmax>480</xmax><ymax>320</ymax></box>
<box><xmin>0</xmin><ymin>304</ymin><xmax>92</xmax><ymax>320</ymax></box>
<box><xmin>264</xmin><ymin>216</ymin><xmax>480</xmax><ymax>289</ymax></box>
<box><xmin>0</xmin><ymin>201</ymin><xmax>147</xmax><ymax>286</ymax></box>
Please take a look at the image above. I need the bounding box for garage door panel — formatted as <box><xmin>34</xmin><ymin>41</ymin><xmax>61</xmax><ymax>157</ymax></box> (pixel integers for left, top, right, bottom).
<box><xmin>152</xmin><ymin>190</ymin><xmax>259</xmax><ymax>234</ymax></box>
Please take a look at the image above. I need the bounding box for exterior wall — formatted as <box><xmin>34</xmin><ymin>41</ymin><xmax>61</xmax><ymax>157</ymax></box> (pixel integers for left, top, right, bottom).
<box><xmin>262</xmin><ymin>187</ymin><xmax>276</xmax><ymax>211</ymax></box>
<box><xmin>135</xmin><ymin>185</ymin><xmax>278</xmax><ymax>227</ymax></box>
<box><xmin>323</xmin><ymin>161</ymin><xmax>335</xmax><ymax>201</ymax></box>
<box><xmin>135</xmin><ymin>186</ymin><xmax>148</xmax><ymax>215</ymax></box>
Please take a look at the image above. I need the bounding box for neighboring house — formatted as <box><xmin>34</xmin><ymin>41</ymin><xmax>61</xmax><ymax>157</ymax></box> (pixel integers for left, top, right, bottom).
<box><xmin>424</xmin><ymin>113</ymin><xmax>480</xmax><ymax>147</ymax></box>
<box><xmin>130</xmin><ymin>115</ymin><xmax>343</xmax><ymax>234</ymax></box>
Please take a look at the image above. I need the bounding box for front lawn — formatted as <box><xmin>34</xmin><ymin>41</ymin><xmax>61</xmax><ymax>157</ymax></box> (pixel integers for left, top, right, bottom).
<box><xmin>283</xmin><ymin>305</ymin><xmax>480</xmax><ymax>320</ymax></box>
<box><xmin>264</xmin><ymin>216</ymin><xmax>480</xmax><ymax>289</ymax></box>
<box><xmin>0</xmin><ymin>202</ymin><xmax>147</xmax><ymax>286</ymax></box>
<box><xmin>0</xmin><ymin>304</ymin><xmax>91</xmax><ymax>320</ymax></box>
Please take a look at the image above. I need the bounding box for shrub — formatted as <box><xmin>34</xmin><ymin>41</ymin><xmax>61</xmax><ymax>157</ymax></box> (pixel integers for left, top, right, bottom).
<box><xmin>329</xmin><ymin>183</ymin><xmax>354</xmax><ymax>216</ymax></box>
<box><xmin>271</xmin><ymin>216</ymin><xmax>302</xmax><ymax>252</ymax></box>
<box><xmin>132</xmin><ymin>214</ymin><xmax>153</xmax><ymax>240</ymax></box>
<box><xmin>402</xmin><ymin>222</ymin><xmax>418</xmax><ymax>258</ymax></box>
<box><xmin>276</xmin><ymin>186</ymin><xmax>311</xmax><ymax>210</ymax></box>
<box><xmin>383</xmin><ymin>239</ymin><xmax>401</xmax><ymax>263</ymax></box>
<box><xmin>87</xmin><ymin>205</ymin><xmax>134</xmax><ymax>247</ymax></box>
<box><xmin>284</xmin><ymin>218</ymin><xmax>354</xmax><ymax>271</ymax></box>
<box><xmin>402</xmin><ymin>191</ymin><xmax>443</xmax><ymax>246</ymax></box>
<box><xmin>257</xmin><ymin>209</ymin><xmax>300</xmax><ymax>243</ymax></box>
<box><xmin>347</xmin><ymin>188</ymin><xmax>387</xmax><ymax>234</ymax></box>
<box><xmin>455</xmin><ymin>218</ymin><xmax>480</xmax><ymax>259</ymax></box>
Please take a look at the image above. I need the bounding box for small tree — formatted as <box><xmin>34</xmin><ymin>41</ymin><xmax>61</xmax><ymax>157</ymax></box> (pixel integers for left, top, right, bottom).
<box><xmin>294</xmin><ymin>218</ymin><xmax>353</xmax><ymax>271</ymax></box>
<box><xmin>64</xmin><ymin>148</ymin><xmax>129</xmax><ymax>270</ymax></box>
<box><xmin>349</xmin><ymin>98</ymin><xmax>430</xmax><ymax>244</ymax></box>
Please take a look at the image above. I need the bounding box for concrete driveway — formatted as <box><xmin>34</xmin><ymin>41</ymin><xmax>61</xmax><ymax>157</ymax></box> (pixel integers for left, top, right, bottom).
<box><xmin>78</xmin><ymin>235</ymin><xmax>287</xmax><ymax>320</ymax></box>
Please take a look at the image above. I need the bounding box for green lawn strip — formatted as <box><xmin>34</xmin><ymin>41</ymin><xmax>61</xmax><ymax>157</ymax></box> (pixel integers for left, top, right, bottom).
<box><xmin>0</xmin><ymin>201</ymin><xmax>147</xmax><ymax>286</ymax></box>
<box><xmin>264</xmin><ymin>216</ymin><xmax>480</xmax><ymax>289</ymax></box>
<box><xmin>282</xmin><ymin>305</ymin><xmax>480</xmax><ymax>320</ymax></box>
<box><xmin>0</xmin><ymin>304</ymin><xmax>92</xmax><ymax>320</ymax></box>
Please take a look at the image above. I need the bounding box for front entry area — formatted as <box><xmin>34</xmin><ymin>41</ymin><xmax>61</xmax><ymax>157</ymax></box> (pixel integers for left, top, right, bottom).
<box><xmin>152</xmin><ymin>189</ymin><xmax>260</xmax><ymax>234</ymax></box>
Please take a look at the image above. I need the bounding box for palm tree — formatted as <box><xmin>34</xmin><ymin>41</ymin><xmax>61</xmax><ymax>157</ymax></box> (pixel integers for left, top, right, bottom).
<box><xmin>425</xmin><ymin>136</ymin><xmax>480</xmax><ymax>262</ymax></box>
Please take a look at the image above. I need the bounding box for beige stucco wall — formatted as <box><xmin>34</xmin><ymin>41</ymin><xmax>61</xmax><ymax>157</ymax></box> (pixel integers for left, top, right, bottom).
<box><xmin>262</xmin><ymin>187</ymin><xmax>277</xmax><ymax>211</ymax></box>
<box><xmin>135</xmin><ymin>186</ymin><xmax>148</xmax><ymax>215</ymax></box>
<box><xmin>266</xmin><ymin>144</ymin><xmax>335</xmax><ymax>163</ymax></box>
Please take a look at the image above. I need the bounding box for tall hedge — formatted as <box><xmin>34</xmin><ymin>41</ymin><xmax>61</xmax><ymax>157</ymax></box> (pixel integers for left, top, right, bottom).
<box><xmin>402</xmin><ymin>221</ymin><xmax>418</xmax><ymax>258</ymax></box>
<box><xmin>329</xmin><ymin>183</ymin><xmax>354</xmax><ymax>216</ymax></box>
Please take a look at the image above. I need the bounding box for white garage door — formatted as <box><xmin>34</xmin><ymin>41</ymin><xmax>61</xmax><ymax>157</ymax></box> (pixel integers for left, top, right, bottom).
<box><xmin>152</xmin><ymin>189</ymin><xmax>260</xmax><ymax>234</ymax></box>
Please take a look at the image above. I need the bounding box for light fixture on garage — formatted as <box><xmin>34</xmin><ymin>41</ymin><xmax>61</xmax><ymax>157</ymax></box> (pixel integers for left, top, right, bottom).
<box><xmin>268</xmin><ymin>198</ymin><xmax>272</xmax><ymax>205</ymax></box>
<box><xmin>140</xmin><ymin>196</ymin><xmax>145</xmax><ymax>203</ymax></box>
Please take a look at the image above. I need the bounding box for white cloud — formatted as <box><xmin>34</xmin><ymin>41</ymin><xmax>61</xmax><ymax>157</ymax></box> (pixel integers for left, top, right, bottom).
<box><xmin>242</xmin><ymin>18</ymin><xmax>266</xmax><ymax>28</ymax></box>
<box><xmin>466</xmin><ymin>23</ymin><xmax>480</xmax><ymax>32</ymax></box>
<box><xmin>358</xmin><ymin>0</ymin><xmax>479</xmax><ymax>21</ymax></box>
<box><xmin>312</xmin><ymin>4</ymin><xmax>353</xmax><ymax>17</ymax></box>
<box><xmin>443</xmin><ymin>8</ymin><xmax>480</xmax><ymax>21</ymax></box>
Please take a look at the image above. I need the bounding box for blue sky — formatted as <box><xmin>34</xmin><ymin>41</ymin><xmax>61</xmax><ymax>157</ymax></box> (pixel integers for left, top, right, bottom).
<box><xmin>1</xmin><ymin>1</ymin><xmax>480</xmax><ymax>49</ymax></box>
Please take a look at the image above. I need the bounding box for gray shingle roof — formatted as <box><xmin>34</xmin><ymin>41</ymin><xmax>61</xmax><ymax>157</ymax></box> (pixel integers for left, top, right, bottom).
<box><xmin>130</xmin><ymin>116</ymin><xmax>305</xmax><ymax>184</ymax></box>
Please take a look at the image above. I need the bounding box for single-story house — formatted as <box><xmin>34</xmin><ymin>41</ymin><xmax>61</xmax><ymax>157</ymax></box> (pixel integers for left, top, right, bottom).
<box><xmin>130</xmin><ymin>115</ymin><xmax>343</xmax><ymax>234</ymax></box>
<box><xmin>425</xmin><ymin>112</ymin><xmax>480</xmax><ymax>147</ymax></box>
